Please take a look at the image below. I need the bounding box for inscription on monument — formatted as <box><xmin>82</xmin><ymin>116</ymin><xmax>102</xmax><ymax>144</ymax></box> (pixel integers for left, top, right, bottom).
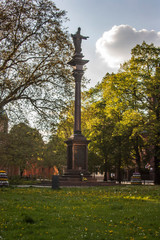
<box><xmin>67</xmin><ymin>146</ymin><xmax>72</xmax><ymax>169</ymax></box>
<box><xmin>74</xmin><ymin>145</ymin><xmax>86</xmax><ymax>169</ymax></box>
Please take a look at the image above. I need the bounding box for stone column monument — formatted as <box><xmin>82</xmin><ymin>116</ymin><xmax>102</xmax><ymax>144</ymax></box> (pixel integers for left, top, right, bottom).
<box><xmin>64</xmin><ymin>28</ymin><xmax>90</xmax><ymax>178</ymax></box>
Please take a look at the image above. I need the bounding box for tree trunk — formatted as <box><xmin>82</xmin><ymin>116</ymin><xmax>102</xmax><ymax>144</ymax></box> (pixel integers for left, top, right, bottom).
<box><xmin>117</xmin><ymin>137</ymin><xmax>122</xmax><ymax>184</ymax></box>
<box><xmin>134</xmin><ymin>136</ymin><xmax>141</xmax><ymax>173</ymax></box>
<box><xmin>20</xmin><ymin>169</ymin><xmax>24</xmax><ymax>178</ymax></box>
<box><xmin>154</xmin><ymin>145</ymin><xmax>160</xmax><ymax>184</ymax></box>
<box><xmin>104</xmin><ymin>157</ymin><xmax>107</xmax><ymax>181</ymax></box>
<box><xmin>117</xmin><ymin>160</ymin><xmax>121</xmax><ymax>184</ymax></box>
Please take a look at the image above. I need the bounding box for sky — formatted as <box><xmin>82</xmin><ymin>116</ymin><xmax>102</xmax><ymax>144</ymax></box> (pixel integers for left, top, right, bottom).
<box><xmin>54</xmin><ymin>0</ymin><xmax>160</xmax><ymax>87</ymax></box>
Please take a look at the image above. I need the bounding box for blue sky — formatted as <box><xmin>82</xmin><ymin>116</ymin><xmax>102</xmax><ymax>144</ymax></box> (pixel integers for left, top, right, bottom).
<box><xmin>54</xmin><ymin>0</ymin><xmax>160</xmax><ymax>87</ymax></box>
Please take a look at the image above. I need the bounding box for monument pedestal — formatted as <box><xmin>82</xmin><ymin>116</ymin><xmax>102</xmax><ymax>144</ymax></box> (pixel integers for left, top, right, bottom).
<box><xmin>61</xmin><ymin>133</ymin><xmax>96</xmax><ymax>183</ymax></box>
<box><xmin>65</xmin><ymin>133</ymin><xmax>90</xmax><ymax>172</ymax></box>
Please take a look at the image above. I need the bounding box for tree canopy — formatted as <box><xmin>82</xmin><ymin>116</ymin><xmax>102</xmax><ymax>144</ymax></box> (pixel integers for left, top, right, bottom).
<box><xmin>4</xmin><ymin>123</ymin><xmax>44</xmax><ymax>176</ymax></box>
<box><xmin>0</xmin><ymin>0</ymin><xmax>74</xmax><ymax>129</ymax></box>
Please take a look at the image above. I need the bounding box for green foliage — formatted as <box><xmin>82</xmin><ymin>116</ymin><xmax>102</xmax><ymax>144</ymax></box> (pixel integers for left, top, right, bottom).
<box><xmin>0</xmin><ymin>186</ymin><xmax>160</xmax><ymax>239</ymax></box>
<box><xmin>6</xmin><ymin>123</ymin><xmax>44</xmax><ymax>176</ymax></box>
<box><xmin>121</xmin><ymin>42</ymin><xmax>160</xmax><ymax>184</ymax></box>
<box><xmin>82</xmin><ymin>76</ymin><xmax>137</xmax><ymax>180</ymax></box>
<box><xmin>44</xmin><ymin>134</ymin><xmax>66</xmax><ymax>171</ymax></box>
<box><xmin>56</xmin><ymin>102</ymin><xmax>74</xmax><ymax>140</ymax></box>
<box><xmin>42</xmin><ymin>102</ymin><xmax>74</xmax><ymax>172</ymax></box>
<box><xmin>81</xmin><ymin>42</ymin><xmax>160</xmax><ymax>183</ymax></box>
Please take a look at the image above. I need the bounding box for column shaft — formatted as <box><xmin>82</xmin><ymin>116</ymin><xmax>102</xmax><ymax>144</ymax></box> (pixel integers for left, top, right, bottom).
<box><xmin>74</xmin><ymin>80</ymin><xmax>81</xmax><ymax>134</ymax></box>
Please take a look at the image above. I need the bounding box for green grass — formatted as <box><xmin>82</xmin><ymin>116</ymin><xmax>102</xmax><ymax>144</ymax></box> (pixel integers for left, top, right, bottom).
<box><xmin>0</xmin><ymin>186</ymin><xmax>160</xmax><ymax>240</ymax></box>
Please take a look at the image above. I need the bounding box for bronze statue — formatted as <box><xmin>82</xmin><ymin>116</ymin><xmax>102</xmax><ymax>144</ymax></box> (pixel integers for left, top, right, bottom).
<box><xmin>71</xmin><ymin>27</ymin><xmax>89</xmax><ymax>55</ymax></box>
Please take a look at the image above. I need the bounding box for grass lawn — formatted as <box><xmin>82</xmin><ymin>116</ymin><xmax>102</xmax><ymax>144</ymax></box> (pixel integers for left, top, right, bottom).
<box><xmin>0</xmin><ymin>185</ymin><xmax>160</xmax><ymax>240</ymax></box>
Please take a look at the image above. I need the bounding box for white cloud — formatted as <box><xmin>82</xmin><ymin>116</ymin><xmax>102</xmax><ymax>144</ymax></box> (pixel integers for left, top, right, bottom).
<box><xmin>96</xmin><ymin>25</ymin><xmax>160</xmax><ymax>69</ymax></box>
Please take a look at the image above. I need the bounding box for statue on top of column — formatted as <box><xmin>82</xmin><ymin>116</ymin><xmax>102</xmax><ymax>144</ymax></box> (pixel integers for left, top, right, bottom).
<box><xmin>71</xmin><ymin>27</ymin><xmax>89</xmax><ymax>55</ymax></box>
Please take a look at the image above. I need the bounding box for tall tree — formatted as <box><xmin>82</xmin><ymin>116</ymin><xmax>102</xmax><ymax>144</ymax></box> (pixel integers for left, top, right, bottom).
<box><xmin>101</xmin><ymin>73</ymin><xmax>144</xmax><ymax>181</ymax></box>
<box><xmin>0</xmin><ymin>0</ymin><xmax>73</xmax><ymax>129</ymax></box>
<box><xmin>7</xmin><ymin>123</ymin><xmax>44</xmax><ymax>177</ymax></box>
<box><xmin>121</xmin><ymin>42</ymin><xmax>160</xmax><ymax>184</ymax></box>
<box><xmin>82</xmin><ymin>71</ymin><xmax>146</xmax><ymax>182</ymax></box>
<box><xmin>82</xmin><ymin>85</ymin><xmax>116</xmax><ymax>180</ymax></box>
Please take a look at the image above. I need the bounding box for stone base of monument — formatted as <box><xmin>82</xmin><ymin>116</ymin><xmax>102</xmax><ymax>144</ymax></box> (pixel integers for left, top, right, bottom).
<box><xmin>131</xmin><ymin>172</ymin><xmax>142</xmax><ymax>185</ymax></box>
<box><xmin>59</xmin><ymin>169</ymin><xmax>96</xmax><ymax>185</ymax></box>
<box><xmin>58</xmin><ymin>170</ymin><xmax>116</xmax><ymax>186</ymax></box>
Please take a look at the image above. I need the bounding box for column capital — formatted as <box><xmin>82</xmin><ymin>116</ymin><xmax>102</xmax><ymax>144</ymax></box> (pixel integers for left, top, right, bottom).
<box><xmin>73</xmin><ymin>69</ymin><xmax>84</xmax><ymax>82</ymax></box>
